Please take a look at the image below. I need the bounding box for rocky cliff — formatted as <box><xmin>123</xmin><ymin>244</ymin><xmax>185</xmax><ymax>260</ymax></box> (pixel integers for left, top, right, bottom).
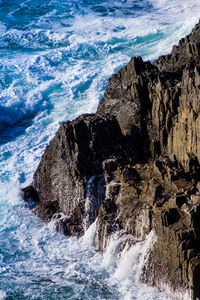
<box><xmin>23</xmin><ymin>20</ymin><xmax>200</xmax><ymax>299</ymax></box>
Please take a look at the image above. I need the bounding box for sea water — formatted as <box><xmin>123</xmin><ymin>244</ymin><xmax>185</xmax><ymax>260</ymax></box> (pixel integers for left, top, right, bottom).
<box><xmin>0</xmin><ymin>0</ymin><xmax>200</xmax><ymax>299</ymax></box>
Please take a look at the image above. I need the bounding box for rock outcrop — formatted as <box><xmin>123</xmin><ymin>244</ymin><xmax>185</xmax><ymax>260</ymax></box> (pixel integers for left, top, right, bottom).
<box><xmin>23</xmin><ymin>20</ymin><xmax>200</xmax><ymax>299</ymax></box>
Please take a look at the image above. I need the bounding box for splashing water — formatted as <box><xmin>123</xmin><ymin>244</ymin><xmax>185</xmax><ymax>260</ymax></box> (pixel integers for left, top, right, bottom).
<box><xmin>0</xmin><ymin>0</ymin><xmax>200</xmax><ymax>299</ymax></box>
<box><xmin>101</xmin><ymin>230</ymin><xmax>174</xmax><ymax>300</ymax></box>
<box><xmin>81</xmin><ymin>218</ymin><xmax>98</xmax><ymax>247</ymax></box>
<box><xmin>84</xmin><ymin>175</ymin><xmax>105</xmax><ymax>231</ymax></box>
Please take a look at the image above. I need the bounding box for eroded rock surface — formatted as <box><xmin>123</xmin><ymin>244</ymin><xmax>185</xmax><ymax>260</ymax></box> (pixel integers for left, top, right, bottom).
<box><xmin>95</xmin><ymin>156</ymin><xmax>200</xmax><ymax>298</ymax></box>
<box><xmin>24</xmin><ymin>20</ymin><xmax>200</xmax><ymax>299</ymax></box>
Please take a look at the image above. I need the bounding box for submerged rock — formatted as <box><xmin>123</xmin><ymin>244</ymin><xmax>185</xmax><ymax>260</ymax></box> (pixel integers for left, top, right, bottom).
<box><xmin>24</xmin><ymin>19</ymin><xmax>200</xmax><ymax>299</ymax></box>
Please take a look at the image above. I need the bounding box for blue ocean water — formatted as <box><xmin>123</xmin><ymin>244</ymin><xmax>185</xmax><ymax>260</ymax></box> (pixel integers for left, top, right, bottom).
<box><xmin>0</xmin><ymin>0</ymin><xmax>200</xmax><ymax>299</ymax></box>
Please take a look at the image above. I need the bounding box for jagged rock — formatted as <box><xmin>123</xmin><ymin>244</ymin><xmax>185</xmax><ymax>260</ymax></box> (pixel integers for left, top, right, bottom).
<box><xmin>96</xmin><ymin>156</ymin><xmax>200</xmax><ymax>297</ymax></box>
<box><xmin>23</xmin><ymin>19</ymin><xmax>200</xmax><ymax>299</ymax></box>
<box><xmin>22</xmin><ymin>185</ymin><xmax>39</xmax><ymax>202</ymax></box>
<box><xmin>32</xmin><ymin>113</ymin><xmax>126</xmax><ymax>234</ymax></box>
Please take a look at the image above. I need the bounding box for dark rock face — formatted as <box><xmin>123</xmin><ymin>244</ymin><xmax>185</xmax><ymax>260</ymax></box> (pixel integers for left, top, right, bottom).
<box><xmin>24</xmin><ymin>20</ymin><xmax>200</xmax><ymax>299</ymax></box>
<box><xmin>32</xmin><ymin>113</ymin><xmax>142</xmax><ymax>236</ymax></box>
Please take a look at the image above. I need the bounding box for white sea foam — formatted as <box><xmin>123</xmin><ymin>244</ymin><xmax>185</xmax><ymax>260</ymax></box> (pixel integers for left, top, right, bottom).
<box><xmin>101</xmin><ymin>230</ymin><xmax>174</xmax><ymax>299</ymax></box>
<box><xmin>102</xmin><ymin>232</ymin><xmax>127</xmax><ymax>269</ymax></box>
<box><xmin>0</xmin><ymin>290</ymin><xmax>6</xmax><ymax>300</ymax></box>
<box><xmin>81</xmin><ymin>219</ymin><xmax>97</xmax><ymax>247</ymax></box>
<box><xmin>112</xmin><ymin>230</ymin><xmax>156</xmax><ymax>282</ymax></box>
<box><xmin>145</xmin><ymin>0</ymin><xmax>200</xmax><ymax>59</ymax></box>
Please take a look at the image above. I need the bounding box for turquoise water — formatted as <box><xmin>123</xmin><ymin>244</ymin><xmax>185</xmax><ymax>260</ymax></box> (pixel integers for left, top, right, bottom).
<box><xmin>0</xmin><ymin>1</ymin><xmax>200</xmax><ymax>299</ymax></box>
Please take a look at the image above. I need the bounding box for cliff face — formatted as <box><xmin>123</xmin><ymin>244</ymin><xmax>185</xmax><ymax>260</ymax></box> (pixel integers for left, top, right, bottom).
<box><xmin>96</xmin><ymin>156</ymin><xmax>200</xmax><ymax>298</ymax></box>
<box><xmin>98</xmin><ymin>21</ymin><xmax>200</xmax><ymax>171</ymax></box>
<box><xmin>23</xmin><ymin>20</ymin><xmax>200</xmax><ymax>299</ymax></box>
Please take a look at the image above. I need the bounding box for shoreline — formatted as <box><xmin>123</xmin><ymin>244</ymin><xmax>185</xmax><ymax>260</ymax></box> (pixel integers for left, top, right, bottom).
<box><xmin>24</xmin><ymin>19</ymin><xmax>200</xmax><ymax>299</ymax></box>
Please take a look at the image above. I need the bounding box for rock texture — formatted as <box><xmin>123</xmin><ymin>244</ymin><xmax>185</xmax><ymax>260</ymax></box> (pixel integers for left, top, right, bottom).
<box><xmin>96</xmin><ymin>156</ymin><xmax>200</xmax><ymax>298</ymax></box>
<box><xmin>23</xmin><ymin>20</ymin><xmax>200</xmax><ymax>299</ymax></box>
